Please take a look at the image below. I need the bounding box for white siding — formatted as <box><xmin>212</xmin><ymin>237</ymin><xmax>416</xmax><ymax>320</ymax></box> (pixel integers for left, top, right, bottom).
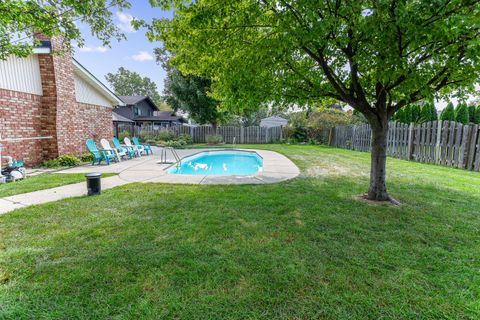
<box><xmin>74</xmin><ymin>73</ymin><xmax>112</xmax><ymax>107</ymax></box>
<box><xmin>0</xmin><ymin>55</ymin><xmax>42</xmax><ymax>95</ymax></box>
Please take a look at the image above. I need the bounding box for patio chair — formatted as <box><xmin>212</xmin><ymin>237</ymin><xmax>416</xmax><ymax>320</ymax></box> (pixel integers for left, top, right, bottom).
<box><xmin>100</xmin><ymin>138</ymin><xmax>124</xmax><ymax>162</ymax></box>
<box><xmin>85</xmin><ymin>139</ymin><xmax>116</xmax><ymax>165</ymax></box>
<box><xmin>112</xmin><ymin>137</ymin><xmax>136</xmax><ymax>159</ymax></box>
<box><xmin>133</xmin><ymin>137</ymin><xmax>153</xmax><ymax>155</ymax></box>
<box><xmin>124</xmin><ymin>137</ymin><xmax>143</xmax><ymax>156</ymax></box>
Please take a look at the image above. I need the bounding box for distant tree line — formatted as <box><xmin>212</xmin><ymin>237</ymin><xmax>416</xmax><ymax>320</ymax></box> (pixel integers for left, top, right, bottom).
<box><xmin>393</xmin><ymin>102</ymin><xmax>480</xmax><ymax>125</ymax></box>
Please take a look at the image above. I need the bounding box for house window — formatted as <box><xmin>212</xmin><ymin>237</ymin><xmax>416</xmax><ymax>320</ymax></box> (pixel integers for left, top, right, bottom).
<box><xmin>134</xmin><ymin>107</ymin><xmax>141</xmax><ymax>116</ymax></box>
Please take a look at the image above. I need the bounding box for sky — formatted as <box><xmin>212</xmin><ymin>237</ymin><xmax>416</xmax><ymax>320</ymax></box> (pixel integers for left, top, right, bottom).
<box><xmin>74</xmin><ymin>2</ymin><xmax>171</xmax><ymax>94</ymax></box>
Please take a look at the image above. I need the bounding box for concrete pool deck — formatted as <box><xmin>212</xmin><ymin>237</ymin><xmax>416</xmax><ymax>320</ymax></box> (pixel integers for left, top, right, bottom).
<box><xmin>55</xmin><ymin>148</ymin><xmax>300</xmax><ymax>184</ymax></box>
<box><xmin>0</xmin><ymin>148</ymin><xmax>299</xmax><ymax>214</ymax></box>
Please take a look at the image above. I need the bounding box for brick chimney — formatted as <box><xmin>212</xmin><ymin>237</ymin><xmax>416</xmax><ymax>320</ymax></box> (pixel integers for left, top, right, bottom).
<box><xmin>34</xmin><ymin>33</ymin><xmax>77</xmax><ymax>158</ymax></box>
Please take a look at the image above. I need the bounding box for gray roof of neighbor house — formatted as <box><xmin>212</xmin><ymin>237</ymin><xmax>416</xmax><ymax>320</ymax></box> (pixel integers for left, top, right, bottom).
<box><xmin>134</xmin><ymin>111</ymin><xmax>185</xmax><ymax>122</ymax></box>
<box><xmin>260</xmin><ymin>115</ymin><xmax>288</xmax><ymax>128</ymax></box>
<box><xmin>119</xmin><ymin>95</ymin><xmax>159</xmax><ymax>110</ymax></box>
<box><xmin>112</xmin><ymin>112</ymin><xmax>134</xmax><ymax>123</ymax></box>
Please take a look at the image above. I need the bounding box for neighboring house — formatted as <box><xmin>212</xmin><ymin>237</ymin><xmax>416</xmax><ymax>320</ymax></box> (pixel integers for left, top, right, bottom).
<box><xmin>260</xmin><ymin>115</ymin><xmax>288</xmax><ymax>128</ymax></box>
<box><xmin>112</xmin><ymin>112</ymin><xmax>135</xmax><ymax>137</ymax></box>
<box><xmin>0</xmin><ymin>34</ymin><xmax>123</xmax><ymax>166</ymax></box>
<box><xmin>113</xmin><ymin>96</ymin><xmax>185</xmax><ymax>130</ymax></box>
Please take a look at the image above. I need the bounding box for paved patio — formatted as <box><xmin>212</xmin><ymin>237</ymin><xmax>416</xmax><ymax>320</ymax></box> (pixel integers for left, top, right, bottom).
<box><xmin>0</xmin><ymin>148</ymin><xmax>299</xmax><ymax>214</ymax></box>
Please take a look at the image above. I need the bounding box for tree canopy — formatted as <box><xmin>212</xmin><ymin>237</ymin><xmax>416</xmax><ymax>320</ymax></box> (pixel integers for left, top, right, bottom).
<box><xmin>143</xmin><ymin>0</ymin><xmax>480</xmax><ymax>117</ymax></box>
<box><xmin>0</xmin><ymin>0</ymin><xmax>130</xmax><ymax>59</ymax></box>
<box><xmin>105</xmin><ymin>67</ymin><xmax>167</xmax><ymax>110</ymax></box>
<box><xmin>142</xmin><ymin>0</ymin><xmax>480</xmax><ymax>201</ymax></box>
<box><xmin>158</xmin><ymin>49</ymin><xmax>224</xmax><ymax>126</ymax></box>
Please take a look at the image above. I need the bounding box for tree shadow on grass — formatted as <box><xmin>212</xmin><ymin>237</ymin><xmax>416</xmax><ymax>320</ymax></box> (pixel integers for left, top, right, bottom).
<box><xmin>0</xmin><ymin>176</ymin><xmax>479</xmax><ymax>319</ymax></box>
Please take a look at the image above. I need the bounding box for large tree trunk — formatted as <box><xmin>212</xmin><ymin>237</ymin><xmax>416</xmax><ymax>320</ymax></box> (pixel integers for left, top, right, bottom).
<box><xmin>367</xmin><ymin>120</ymin><xmax>389</xmax><ymax>201</ymax></box>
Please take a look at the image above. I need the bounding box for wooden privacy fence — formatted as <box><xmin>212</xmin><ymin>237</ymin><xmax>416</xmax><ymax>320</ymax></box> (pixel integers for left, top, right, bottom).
<box><xmin>330</xmin><ymin>121</ymin><xmax>480</xmax><ymax>171</ymax></box>
<box><xmin>137</xmin><ymin>125</ymin><xmax>284</xmax><ymax>144</ymax></box>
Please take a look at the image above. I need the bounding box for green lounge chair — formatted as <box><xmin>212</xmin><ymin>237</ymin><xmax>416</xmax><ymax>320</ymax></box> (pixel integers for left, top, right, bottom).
<box><xmin>133</xmin><ymin>137</ymin><xmax>153</xmax><ymax>155</ymax></box>
<box><xmin>86</xmin><ymin>139</ymin><xmax>116</xmax><ymax>165</ymax></box>
<box><xmin>112</xmin><ymin>137</ymin><xmax>136</xmax><ymax>159</ymax></box>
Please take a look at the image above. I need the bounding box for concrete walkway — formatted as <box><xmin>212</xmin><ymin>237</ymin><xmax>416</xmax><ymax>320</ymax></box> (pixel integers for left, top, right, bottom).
<box><xmin>0</xmin><ymin>175</ymin><xmax>128</xmax><ymax>214</ymax></box>
<box><xmin>0</xmin><ymin>148</ymin><xmax>299</xmax><ymax>214</ymax></box>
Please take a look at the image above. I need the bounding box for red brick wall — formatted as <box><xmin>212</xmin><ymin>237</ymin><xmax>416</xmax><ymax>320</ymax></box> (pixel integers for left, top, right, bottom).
<box><xmin>76</xmin><ymin>102</ymin><xmax>114</xmax><ymax>154</ymax></box>
<box><xmin>0</xmin><ymin>89</ymin><xmax>47</xmax><ymax>166</ymax></box>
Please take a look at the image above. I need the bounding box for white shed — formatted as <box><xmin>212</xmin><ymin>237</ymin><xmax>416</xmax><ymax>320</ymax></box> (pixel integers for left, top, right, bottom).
<box><xmin>260</xmin><ymin>115</ymin><xmax>288</xmax><ymax>128</ymax></box>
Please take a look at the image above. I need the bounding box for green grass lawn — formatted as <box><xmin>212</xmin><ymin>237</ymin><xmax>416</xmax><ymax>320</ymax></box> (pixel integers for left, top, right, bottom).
<box><xmin>0</xmin><ymin>173</ymin><xmax>115</xmax><ymax>198</ymax></box>
<box><xmin>1</xmin><ymin>145</ymin><xmax>479</xmax><ymax>319</ymax></box>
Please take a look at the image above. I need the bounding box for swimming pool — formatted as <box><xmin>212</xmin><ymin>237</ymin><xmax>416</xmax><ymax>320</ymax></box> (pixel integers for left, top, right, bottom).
<box><xmin>166</xmin><ymin>150</ymin><xmax>263</xmax><ymax>175</ymax></box>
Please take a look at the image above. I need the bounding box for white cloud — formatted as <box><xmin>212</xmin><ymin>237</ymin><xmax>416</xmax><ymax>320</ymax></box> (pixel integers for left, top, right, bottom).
<box><xmin>116</xmin><ymin>11</ymin><xmax>136</xmax><ymax>33</ymax></box>
<box><xmin>131</xmin><ymin>51</ymin><xmax>154</xmax><ymax>62</ymax></box>
<box><xmin>78</xmin><ymin>46</ymin><xmax>108</xmax><ymax>53</ymax></box>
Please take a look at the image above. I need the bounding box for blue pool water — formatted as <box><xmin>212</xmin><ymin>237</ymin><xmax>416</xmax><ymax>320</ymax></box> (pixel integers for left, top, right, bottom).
<box><xmin>166</xmin><ymin>150</ymin><xmax>263</xmax><ymax>175</ymax></box>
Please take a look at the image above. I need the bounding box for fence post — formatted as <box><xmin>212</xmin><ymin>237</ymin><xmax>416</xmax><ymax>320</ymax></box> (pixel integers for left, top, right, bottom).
<box><xmin>434</xmin><ymin>120</ymin><xmax>442</xmax><ymax>164</ymax></box>
<box><xmin>407</xmin><ymin>122</ymin><xmax>414</xmax><ymax>160</ymax></box>
<box><xmin>240</xmin><ymin>127</ymin><xmax>245</xmax><ymax>144</ymax></box>
<box><xmin>466</xmin><ymin>124</ymin><xmax>479</xmax><ymax>170</ymax></box>
<box><xmin>266</xmin><ymin>127</ymin><xmax>269</xmax><ymax>143</ymax></box>
<box><xmin>350</xmin><ymin>125</ymin><xmax>357</xmax><ymax>150</ymax></box>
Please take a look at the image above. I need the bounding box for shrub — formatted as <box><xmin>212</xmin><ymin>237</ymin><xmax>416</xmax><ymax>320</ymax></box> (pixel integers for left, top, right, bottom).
<box><xmin>394</xmin><ymin>108</ymin><xmax>407</xmax><ymax>123</ymax></box>
<box><xmin>291</xmin><ymin>126</ymin><xmax>307</xmax><ymax>142</ymax></box>
<box><xmin>57</xmin><ymin>155</ymin><xmax>80</xmax><ymax>167</ymax></box>
<box><xmin>454</xmin><ymin>103</ymin><xmax>469</xmax><ymax>124</ymax></box>
<box><xmin>404</xmin><ymin>104</ymin><xmax>413</xmax><ymax>123</ymax></box>
<box><xmin>475</xmin><ymin>106</ymin><xmax>480</xmax><ymax>124</ymax></box>
<box><xmin>164</xmin><ymin>140</ymin><xmax>184</xmax><ymax>148</ymax></box>
<box><xmin>440</xmin><ymin>102</ymin><xmax>455</xmax><ymax>121</ymax></box>
<box><xmin>468</xmin><ymin>105</ymin><xmax>476</xmax><ymax>123</ymax></box>
<box><xmin>158</xmin><ymin>129</ymin><xmax>174</xmax><ymax>141</ymax></box>
<box><xmin>80</xmin><ymin>153</ymin><xmax>93</xmax><ymax>162</ymax></box>
<box><xmin>410</xmin><ymin>104</ymin><xmax>421</xmax><ymax>123</ymax></box>
<box><xmin>307</xmin><ymin>109</ymin><xmax>350</xmax><ymax>130</ymax></box>
<box><xmin>41</xmin><ymin>159</ymin><xmax>61</xmax><ymax>168</ymax></box>
<box><xmin>138</xmin><ymin>132</ymin><xmax>157</xmax><ymax>143</ymax></box>
<box><xmin>285</xmin><ymin>111</ymin><xmax>309</xmax><ymax>143</ymax></box>
<box><xmin>420</xmin><ymin>102</ymin><xmax>437</xmax><ymax>123</ymax></box>
<box><xmin>206</xmin><ymin>134</ymin><xmax>223</xmax><ymax>144</ymax></box>
<box><xmin>350</xmin><ymin>110</ymin><xmax>368</xmax><ymax>124</ymax></box>
<box><xmin>146</xmin><ymin>139</ymin><xmax>157</xmax><ymax>145</ymax></box>
<box><xmin>178</xmin><ymin>133</ymin><xmax>193</xmax><ymax>144</ymax></box>
<box><xmin>118</xmin><ymin>130</ymin><xmax>130</xmax><ymax>142</ymax></box>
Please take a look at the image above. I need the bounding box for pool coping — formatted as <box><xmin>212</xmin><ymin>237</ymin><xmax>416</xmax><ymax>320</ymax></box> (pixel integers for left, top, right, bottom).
<box><xmin>129</xmin><ymin>148</ymin><xmax>299</xmax><ymax>185</ymax></box>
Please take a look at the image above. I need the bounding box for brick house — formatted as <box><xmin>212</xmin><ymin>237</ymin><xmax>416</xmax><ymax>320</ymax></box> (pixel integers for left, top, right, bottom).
<box><xmin>0</xmin><ymin>35</ymin><xmax>123</xmax><ymax>166</ymax></box>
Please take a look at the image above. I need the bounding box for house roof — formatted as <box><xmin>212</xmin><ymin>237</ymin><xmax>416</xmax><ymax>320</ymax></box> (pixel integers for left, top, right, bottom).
<box><xmin>113</xmin><ymin>112</ymin><xmax>134</xmax><ymax>123</ymax></box>
<box><xmin>119</xmin><ymin>96</ymin><xmax>159</xmax><ymax>110</ymax></box>
<box><xmin>134</xmin><ymin>112</ymin><xmax>184</xmax><ymax>122</ymax></box>
<box><xmin>261</xmin><ymin>115</ymin><xmax>287</xmax><ymax>121</ymax></box>
<box><xmin>260</xmin><ymin>115</ymin><xmax>288</xmax><ymax>128</ymax></box>
<box><xmin>72</xmin><ymin>59</ymin><xmax>124</xmax><ymax>106</ymax></box>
